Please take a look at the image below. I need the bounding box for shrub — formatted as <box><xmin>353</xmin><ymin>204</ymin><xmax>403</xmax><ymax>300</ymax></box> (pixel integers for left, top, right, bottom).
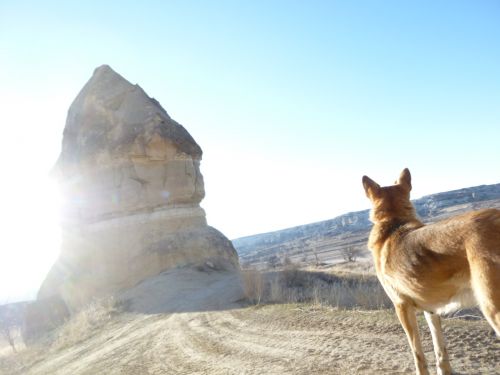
<box><xmin>341</xmin><ymin>247</ymin><xmax>361</xmax><ymax>262</ymax></box>
<box><xmin>242</xmin><ymin>269</ymin><xmax>264</xmax><ymax>305</ymax></box>
<box><xmin>243</xmin><ymin>268</ymin><xmax>391</xmax><ymax>310</ymax></box>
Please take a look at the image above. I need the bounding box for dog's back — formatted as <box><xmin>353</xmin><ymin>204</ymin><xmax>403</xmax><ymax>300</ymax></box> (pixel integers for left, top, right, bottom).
<box><xmin>375</xmin><ymin>208</ymin><xmax>500</xmax><ymax>316</ymax></box>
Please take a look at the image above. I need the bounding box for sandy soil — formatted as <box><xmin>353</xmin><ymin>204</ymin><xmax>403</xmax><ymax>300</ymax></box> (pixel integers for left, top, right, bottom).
<box><xmin>2</xmin><ymin>270</ymin><xmax>499</xmax><ymax>375</ymax></box>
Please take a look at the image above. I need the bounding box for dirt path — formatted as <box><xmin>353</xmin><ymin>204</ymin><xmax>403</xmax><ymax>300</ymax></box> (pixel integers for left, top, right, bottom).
<box><xmin>3</xmin><ymin>269</ymin><xmax>498</xmax><ymax>375</ymax></box>
<box><xmin>10</xmin><ymin>304</ymin><xmax>499</xmax><ymax>375</ymax></box>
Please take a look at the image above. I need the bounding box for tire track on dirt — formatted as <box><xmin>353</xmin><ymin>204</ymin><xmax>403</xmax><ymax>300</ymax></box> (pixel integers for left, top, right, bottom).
<box><xmin>16</xmin><ymin>305</ymin><xmax>500</xmax><ymax>375</ymax></box>
<box><xmin>156</xmin><ymin>306</ymin><xmax>499</xmax><ymax>375</ymax></box>
<box><xmin>158</xmin><ymin>308</ymin><xmax>412</xmax><ymax>374</ymax></box>
<box><xmin>169</xmin><ymin>312</ymin><xmax>296</xmax><ymax>375</ymax></box>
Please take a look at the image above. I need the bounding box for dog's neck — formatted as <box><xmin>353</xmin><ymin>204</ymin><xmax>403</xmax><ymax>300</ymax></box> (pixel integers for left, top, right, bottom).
<box><xmin>368</xmin><ymin>216</ymin><xmax>423</xmax><ymax>251</ymax></box>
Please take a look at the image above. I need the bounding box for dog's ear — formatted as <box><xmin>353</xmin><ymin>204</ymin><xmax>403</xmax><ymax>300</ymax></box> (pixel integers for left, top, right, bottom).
<box><xmin>362</xmin><ymin>175</ymin><xmax>380</xmax><ymax>200</ymax></box>
<box><xmin>397</xmin><ymin>168</ymin><xmax>412</xmax><ymax>192</ymax></box>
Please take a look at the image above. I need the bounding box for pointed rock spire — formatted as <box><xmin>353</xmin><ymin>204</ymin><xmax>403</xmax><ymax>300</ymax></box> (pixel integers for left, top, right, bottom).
<box><xmin>35</xmin><ymin>66</ymin><xmax>239</xmax><ymax>314</ymax></box>
<box><xmin>59</xmin><ymin>64</ymin><xmax>201</xmax><ymax>170</ymax></box>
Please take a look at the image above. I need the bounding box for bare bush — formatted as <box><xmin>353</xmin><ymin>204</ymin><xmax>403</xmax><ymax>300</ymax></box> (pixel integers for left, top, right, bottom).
<box><xmin>0</xmin><ymin>303</ymin><xmax>22</xmax><ymax>353</ymax></box>
<box><xmin>312</xmin><ymin>277</ymin><xmax>390</xmax><ymax>310</ymax></box>
<box><xmin>267</xmin><ymin>255</ymin><xmax>280</xmax><ymax>269</ymax></box>
<box><xmin>267</xmin><ymin>278</ymin><xmax>281</xmax><ymax>303</ymax></box>
<box><xmin>257</xmin><ymin>269</ymin><xmax>391</xmax><ymax>310</ymax></box>
<box><xmin>341</xmin><ymin>247</ymin><xmax>361</xmax><ymax>262</ymax></box>
<box><xmin>280</xmin><ymin>263</ymin><xmax>309</xmax><ymax>287</ymax></box>
<box><xmin>0</xmin><ymin>316</ymin><xmax>17</xmax><ymax>353</ymax></box>
<box><xmin>304</xmin><ymin>236</ymin><xmax>322</xmax><ymax>267</ymax></box>
<box><xmin>242</xmin><ymin>269</ymin><xmax>264</xmax><ymax>305</ymax></box>
<box><xmin>282</xmin><ymin>254</ymin><xmax>293</xmax><ymax>267</ymax></box>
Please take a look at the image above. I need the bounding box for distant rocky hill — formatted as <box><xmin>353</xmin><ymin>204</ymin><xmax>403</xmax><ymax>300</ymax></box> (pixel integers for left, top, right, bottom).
<box><xmin>233</xmin><ymin>183</ymin><xmax>500</xmax><ymax>267</ymax></box>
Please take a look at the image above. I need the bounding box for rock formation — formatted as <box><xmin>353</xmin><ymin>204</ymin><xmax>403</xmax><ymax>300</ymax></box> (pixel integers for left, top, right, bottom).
<box><xmin>38</xmin><ymin>65</ymin><xmax>240</xmax><ymax>310</ymax></box>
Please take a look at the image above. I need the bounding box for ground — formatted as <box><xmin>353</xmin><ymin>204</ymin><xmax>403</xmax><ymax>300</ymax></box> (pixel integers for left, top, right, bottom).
<box><xmin>2</xmin><ymin>303</ymin><xmax>499</xmax><ymax>375</ymax></box>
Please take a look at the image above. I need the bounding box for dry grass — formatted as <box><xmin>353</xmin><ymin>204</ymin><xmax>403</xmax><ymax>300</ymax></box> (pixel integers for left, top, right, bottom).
<box><xmin>0</xmin><ymin>296</ymin><xmax>127</xmax><ymax>374</ymax></box>
<box><xmin>52</xmin><ymin>296</ymin><xmax>125</xmax><ymax>349</ymax></box>
<box><xmin>243</xmin><ymin>264</ymin><xmax>392</xmax><ymax>310</ymax></box>
<box><xmin>242</xmin><ymin>269</ymin><xmax>264</xmax><ymax>305</ymax></box>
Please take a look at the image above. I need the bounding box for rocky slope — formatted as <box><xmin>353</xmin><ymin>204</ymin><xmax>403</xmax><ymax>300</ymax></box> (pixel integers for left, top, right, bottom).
<box><xmin>233</xmin><ymin>183</ymin><xmax>500</xmax><ymax>267</ymax></box>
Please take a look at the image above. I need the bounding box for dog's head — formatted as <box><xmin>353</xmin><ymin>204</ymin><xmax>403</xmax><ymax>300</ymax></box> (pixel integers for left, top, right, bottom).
<box><xmin>362</xmin><ymin>168</ymin><xmax>415</xmax><ymax>223</ymax></box>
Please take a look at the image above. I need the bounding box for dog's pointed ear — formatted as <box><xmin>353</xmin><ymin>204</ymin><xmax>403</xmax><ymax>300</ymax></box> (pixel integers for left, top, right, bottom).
<box><xmin>362</xmin><ymin>175</ymin><xmax>380</xmax><ymax>199</ymax></box>
<box><xmin>397</xmin><ymin>168</ymin><xmax>412</xmax><ymax>192</ymax></box>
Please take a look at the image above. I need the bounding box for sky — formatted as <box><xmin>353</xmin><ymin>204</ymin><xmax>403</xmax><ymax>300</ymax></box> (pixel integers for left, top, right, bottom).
<box><xmin>0</xmin><ymin>1</ymin><xmax>499</xmax><ymax>302</ymax></box>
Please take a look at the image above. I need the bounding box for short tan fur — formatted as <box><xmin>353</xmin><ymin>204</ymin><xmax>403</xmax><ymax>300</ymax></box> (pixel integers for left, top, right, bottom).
<box><xmin>362</xmin><ymin>168</ymin><xmax>500</xmax><ymax>375</ymax></box>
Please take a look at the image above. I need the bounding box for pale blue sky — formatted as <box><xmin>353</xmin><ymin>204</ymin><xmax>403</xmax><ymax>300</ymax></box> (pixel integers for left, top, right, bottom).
<box><xmin>1</xmin><ymin>1</ymin><xmax>499</xmax><ymax>301</ymax></box>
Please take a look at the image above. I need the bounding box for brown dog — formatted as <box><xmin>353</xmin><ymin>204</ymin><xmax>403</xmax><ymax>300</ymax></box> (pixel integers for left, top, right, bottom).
<box><xmin>362</xmin><ymin>168</ymin><xmax>500</xmax><ymax>375</ymax></box>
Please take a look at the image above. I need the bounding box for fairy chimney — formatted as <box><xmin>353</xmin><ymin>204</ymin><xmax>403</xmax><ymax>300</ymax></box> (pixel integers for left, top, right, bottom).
<box><xmin>38</xmin><ymin>65</ymin><xmax>239</xmax><ymax>309</ymax></box>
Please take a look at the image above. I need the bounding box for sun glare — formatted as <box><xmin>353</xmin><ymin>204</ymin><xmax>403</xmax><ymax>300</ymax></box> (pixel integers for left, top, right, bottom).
<box><xmin>0</xmin><ymin>174</ymin><xmax>61</xmax><ymax>302</ymax></box>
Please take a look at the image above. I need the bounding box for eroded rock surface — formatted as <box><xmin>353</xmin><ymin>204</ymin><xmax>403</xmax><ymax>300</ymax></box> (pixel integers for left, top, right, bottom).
<box><xmin>39</xmin><ymin>65</ymin><xmax>239</xmax><ymax>310</ymax></box>
<box><xmin>57</xmin><ymin>65</ymin><xmax>205</xmax><ymax>222</ymax></box>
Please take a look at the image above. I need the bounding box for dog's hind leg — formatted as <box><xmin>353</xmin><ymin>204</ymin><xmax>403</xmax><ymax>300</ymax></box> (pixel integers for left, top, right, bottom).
<box><xmin>424</xmin><ymin>312</ymin><xmax>452</xmax><ymax>375</ymax></box>
<box><xmin>395</xmin><ymin>303</ymin><xmax>429</xmax><ymax>375</ymax></box>
<box><xmin>470</xmin><ymin>256</ymin><xmax>500</xmax><ymax>337</ymax></box>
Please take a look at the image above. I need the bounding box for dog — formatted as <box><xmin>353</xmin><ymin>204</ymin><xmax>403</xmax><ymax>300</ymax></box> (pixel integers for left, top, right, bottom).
<box><xmin>362</xmin><ymin>168</ymin><xmax>500</xmax><ymax>375</ymax></box>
